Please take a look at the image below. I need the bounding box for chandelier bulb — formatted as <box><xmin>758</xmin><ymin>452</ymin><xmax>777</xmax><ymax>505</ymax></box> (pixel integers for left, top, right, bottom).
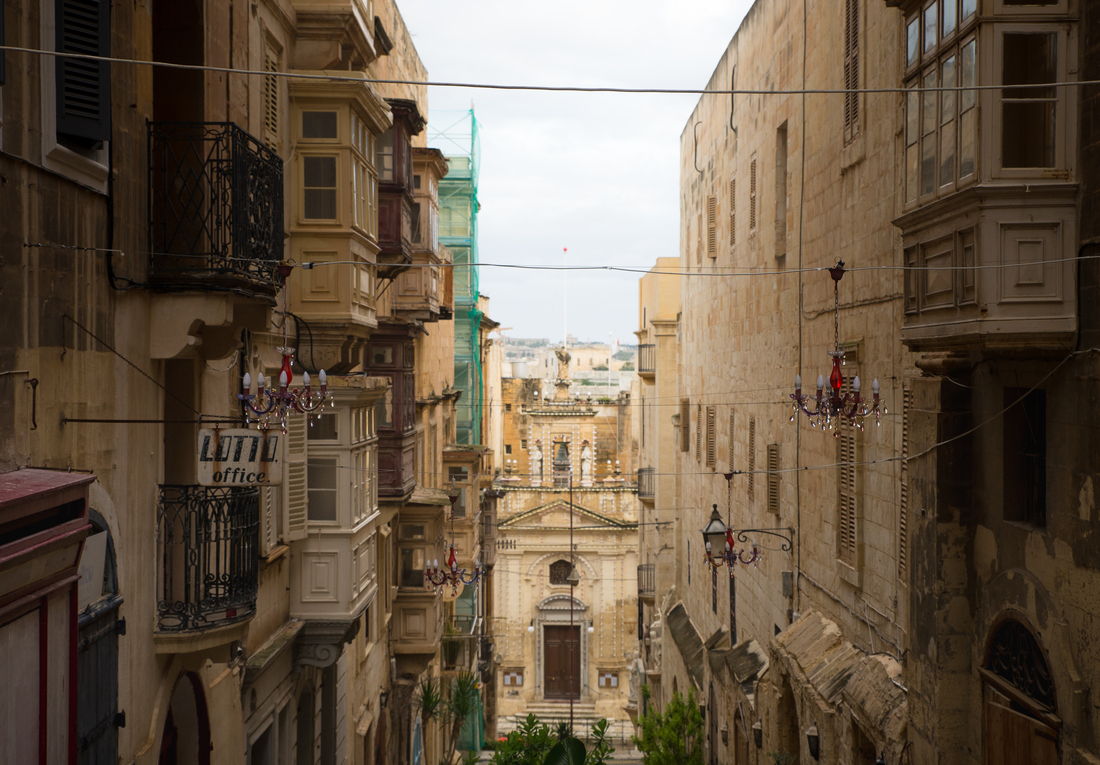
<box><xmin>319</xmin><ymin>369</ymin><xmax>327</xmax><ymax>386</ymax></box>
<box><xmin>872</xmin><ymin>378</ymin><xmax>880</xmax><ymax>395</ymax></box>
<box><xmin>258</xmin><ymin>373</ymin><xmax>265</xmax><ymax>390</ymax></box>
<box><xmin>279</xmin><ymin>370</ymin><xmax>288</xmax><ymax>388</ymax></box>
<box><xmin>816</xmin><ymin>374</ymin><xmax>824</xmax><ymax>391</ymax></box>
<box><xmin>795</xmin><ymin>374</ymin><xmax>802</xmax><ymax>390</ymax></box>
<box><xmin>853</xmin><ymin>376</ymin><xmax>861</xmax><ymax>393</ymax></box>
<box><xmin>243</xmin><ymin>372</ymin><xmax>251</xmax><ymax>392</ymax></box>
<box><xmin>303</xmin><ymin>371</ymin><xmax>311</xmax><ymax>387</ymax></box>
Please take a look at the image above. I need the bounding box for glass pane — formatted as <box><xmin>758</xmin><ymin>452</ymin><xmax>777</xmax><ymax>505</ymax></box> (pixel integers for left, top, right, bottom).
<box><xmin>907</xmin><ymin>18</ymin><xmax>920</xmax><ymax>66</ymax></box>
<box><xmin>942</xmin><ymin>0</ymin><xmax>956</xmax><ymax>37</ymax></box>
<box><xmin>376</xmin><ymin>129</ymin><xmax>394</xmax><ymax>182</ymax></box>
<box><xmin>961</xmin><ymin>39</ymin><xmax>976</xmax><ymax>111</ymax></box>
<box><xmin>961</xmin><ymin>0</ymin><xmax>976</xmax><ymax>20</ymax></box>
<box><xmin>411</xmin><ymin>202</ymin><xmax>422</xmax><ymax>243</ymax></box>
<box><xmin>304</xmin><ymin>156</ymin><xmax>336</xmax><ymax>187</ymax></box>
<box><xmin>923</xmin><ymin>3</ymin><xmax>937</xmax><ymax>53</ymax></box>
<box><xmin>921</xmin><ymin>135</ymin><xmax>936</xmax><ymax>196</ymax></box>
<box><xmin>941</xmin><ymin>55</ymin><xmax>957</xmax><ymax>122</ymax></box>
<box><xmin>960</xmin><ymin>109</ymin><xmax>976</xmax><ymax>177</ymax></box>
<box><xmin>940</xmin><ymin>122</ymin><xmax>956</xmax><ymax>186</ymax></box>
<box><xmin>922</xmin><ymin>71</ymin><xmax>938</xmax><ymax>136</ymax></box>
<box><xmin>302</xmin><ymin>111</ymin><xmax>338</xmax><ymax>139</ymax></box>
<box><xmin>1003</xmin><ymin>103</ymin><xmax>1056</xmax><ymax>168</ymax></box>
<box><xmin>1002</xmin><ymin>33</ymin><xmax>1057</xmax><ymax>168</ymax></box>
<box><xmin>376</xmin><ymin>387</ymin><xmax>393</xmax><ymax>428</ymax></box>
<box><xmin>399</xmin><ymin>548</ymin><xmax>425</xmax><ymax>588</ymax></box>
<box><xmin>304</xmin><ymin>189</ymin><xmax>336</xmax><ymax>220</ymax></box>
<box><xmin>307</xmin><ymin>460</ymin><xmax>337</xmax><ymax>521</ymax></box>
<box><xmin>308</xmin><ymin>413</ymin><xmax>338</xmax><ymax>441</ymax></box>
<box><xmin>1003</xmin><ymin>33</ymin><xmax>1056</xmax><ymax>99</ymax></box>
<box><xmin>907</xmin><ymin>90</ymin><xmax>919</xmax><ymax>146</ymax></box>
<box><xmin>907</xmin><ymin>144</ymin><xmax>919</xmax><ymax>202</ymax></box>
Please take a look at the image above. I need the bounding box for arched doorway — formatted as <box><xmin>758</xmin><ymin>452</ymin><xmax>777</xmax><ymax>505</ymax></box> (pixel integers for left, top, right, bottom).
<box><xmin>159</xmin><ymin>673</ymin><xmax>211</xmax><ymax>765</ymax></box>
<box><xmin>776</xmin><ymin>676</ymin><xmax>801</xmax><ymax>765</ymax></box>
<box><xmin>983</xmin><ymin>618</ymin><xmax>1058</xmax><ymax>765</ymax></box>
<box><xmin>733</xmin><ymin>710</ymin><xmax>750</xmax><ymax>765</ymax></box>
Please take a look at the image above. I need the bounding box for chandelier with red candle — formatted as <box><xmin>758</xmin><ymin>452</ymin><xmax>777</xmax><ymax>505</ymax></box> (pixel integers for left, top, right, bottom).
<box><xmin>424</xmin><ymin>482</ymin><xmax>486</xmax><ymax>595</ymax></box>
<box><xmin>790</xmin><ymin>262</ymin><xmax>886</xmax><ymax>433</ymax></box>
<box><xmin>238</xmin><ymin>263</ymin><xmax>333</xmax><ymax>432</ymax></box>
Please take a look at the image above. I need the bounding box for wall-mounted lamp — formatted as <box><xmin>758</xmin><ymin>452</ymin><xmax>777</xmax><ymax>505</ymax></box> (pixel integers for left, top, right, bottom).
<box><xmin>751</xmin><ymin>721</ymin><xmax>762</xmax><ymax>748</ymax></box>
<box><xmin>527</xmin><ymin>619</ymin><xmax>535</xmax><ymax>634</ymax></box>
<box><xmin>380</xmin><ymin>689</ymin><xmax>390</xmax><ymax>709</ymax></box>
<box><xmin>720</xmin><ymin>723</ymin><xmax>729</xmax><ymax>746</ymax></box>
<box><xmin>587</xmin><ymin>625</ymin><xmax>594</xmax><ymax>634</ymax></box>
<box><xmin>806</xmin><ymin>724</ymin><xmax>820</xmax><ymax>761</ymax></box>
<box><xmin>875</xmin><ymin>757</ymin><xmax>886</xmax><ymax>765</ymax></box>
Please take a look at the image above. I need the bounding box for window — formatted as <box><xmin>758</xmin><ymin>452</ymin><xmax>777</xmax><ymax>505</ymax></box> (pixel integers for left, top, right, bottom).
<box><xmin>505</xmin><ymin>403</ymin><xmax>512</xmax><ymax>412</ymax></box>
<box><xmin>376</xmin><ymin>128</ymin><xmax>394</xmax><ymax>182</ymax></box>
<box><xmin>775</xmin><ymin>124</ymin><xmax>788</xmax><ymax>256</ymax></box>
<box><xmin>505</xmin><ymin>444</ymin><xmax>512</xmax><ymax>455</ymax></box>
<box><xmin>767</xmin><ymin>444</ymin><xmax>781</xmax><ymax>514</ymax></box>
<box><xmin>262</xmin><ymin>46</ymin><xmax>280</xmax><ymax>146</ymax></box>
<box><xmin>747</xmin><ymin>417</ymin><xmax>756</xmax><ymax>501</ymax></box>
<box><xmin>838</xmin><ymin>410</ymin><xmax>858</xmax><ymax>565</ymax></box>
<box><xmin>521</xmin><ymin>440</ymin><xmax>528</xmax><ymax>450</ymax></box>
<box><xmin>303</xmin><ymin>156</ymin><xmax>337</xmax><ymax>219</ymax></box>
<box><xmin>376</xmin><ymin>386</ymin><xmax>393</xmax><ymax>429</ymax></box>
<box><xmin>549</xmin><ymin>559</ymin><xmax>572</xmax><ymax>585</ymax></box>
<box><xmin>411</xmin><ymin>202</ymin><xmax>422</xmax><ymax>243</ymax></box>
<box><xmin>696</xmin><ymin>404</ymin><xmax>703</xmax><ymax>462</ymax></box>
<box><xmin>1004</xmin><ymin>388</ymin><xmax>1046</xmax><ymax>527</ymax></box>
<box><xmin>399</xmin><ymin>546</ymin><xmax>425</xmax><ymax>588</ymax></box>
<box><xmin>449</xmin><ymin>466</ymin><xmax>468</xmax><ymax>517</ymax></box>
<box><xmin>1001</xmin><ymin>33</ymin><xmax>1056</xmax><ymax>168</ymax></box>
<box><xmin>712</xmin><ymin>566</ymin><xmax>718</xmax><ymax>614</ymax></box>
<box><xmin>308</xmin><ymin>458</ymin><xmax>338</xmax><ymax>522</ymax></box>
<box><xmin>705</xmin><ymin>406</ymin><xmax>716</xmax><ymax>468</ymax></box>
<box><xmin>843</xmin><ymin>0</ymin><xmax>860</xmax><ymax>143</ymax></box>
<box><xmin>706</xmin><ymin>196</ymin><xmax>718</xmax><ymax>258</ymax></box>
<box><xmin>302</xmin><ymin>111</ymin><xmax>337</xmax><ymax>139</ymax></box>
<box><xmin>308</xmin><ymin>413</ymin><xmax>339</xmax><ymax>441</ymax></box>
<box><xmin>728</xmin><ymin>410</ymin><xmax>736</xmax><ymax>471</ymax></box>
<box><xmin>728</xmin><ymin>574</ymin><xmax>737</xmax><ymax>642</ymax></box>
<box><xmin>680</xmin><ymin>399</ymin><xmax>691</xmax><ymax>452</ymax></box>
<box><xmin>728</xmin><ymin>177</ymin><xmax>736</xmax><ymax>247</ymax></box>
<box><xmin>899</xmin><ymin>388</ymin><xmax>912</xmax><ymax>578</ymax></box>
<box><xmin>749</xmin><ymin>157</ymin><xmax>758</xmax><ymax>234</ymax></box>
<box><xmin>56</xmin><ymin>0</ymin><xmax>111</xmax><ymax>148</ymax></box>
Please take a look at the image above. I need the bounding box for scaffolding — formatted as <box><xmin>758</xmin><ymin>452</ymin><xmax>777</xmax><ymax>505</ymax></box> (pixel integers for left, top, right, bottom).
<box><xmin>431</xmin><ymin>109</ymin><xmax>483</xmax><ymax>445</ymax></box>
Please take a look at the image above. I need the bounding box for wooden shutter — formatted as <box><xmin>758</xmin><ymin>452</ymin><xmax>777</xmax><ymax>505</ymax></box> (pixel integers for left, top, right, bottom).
<box><xmin>696</xmin><ymin>404</ymin><xmax>703</xmax><ymax>462</ymax></box>
<box><xmin>56</xmin><ymin>0</ymin><xmax>111</xmax><ymax>143</ymax></box>
<box><xmin>728</xmin><ymin>409</ymin><xmax>736</xmax><ymax>471</ymax></box>
<box><xmin>260</xmin><ymin>486</ymin><xmax>277</xmax><ymax>555</ymax></box>
<box><xmin>767</xmin><ymin>444</ymin><xmax>780</xmax><ymax>514</ymax></box>
<box><xmin>838</xmin><ymin>416</ymin><xmax>858</xmax><ymax>565</ymax></box>
<box><xmin>696</xmin><ymin>212</ymin><xmax>703</xmax><ymax>265</ymax></box>
<box><xmin>705</xmin><ymin>406</ymin><xmax>716</xmax><ymax>467</ymax></box>
<box><xmin>680</xmin><ymin>399</ymin><xmax>691</xmax><ymax>452</ymax></box>
<box><xmin>898</xmin><ymin>387</ymin><xmax>912</xmax><ymax>578</ymax></box>
<box><xmin>747</xmin><ymin>417</ymin><xmax>756</xmax><ymax>501</ymax></box>
<box><xmin>262</xmin><ymin>47</ymin><xmax>280</xmax><ymax>145</ymax></box>
<box><xmin>285</xmin><ymin>413</ymin><xmax>308</xmax><ymax>540</ymax></box>
<box><xmin>844</xmin><ymin>0</ymin><xmax>861</xmax><ymax>144</ymax></box>
<box><xmin>749</xmin><ymin>158</ymin><xmax>757</xmax><ymax>233</ymax></box>
<box><xmin>706</xmin><ymin>196</ymin><xmax>718</xmax><ymax>258</ymax></box>
<box><xmin>729</xmin><ymin>178</ymin><xmax>736</xmax><ymax>247</ymax></box>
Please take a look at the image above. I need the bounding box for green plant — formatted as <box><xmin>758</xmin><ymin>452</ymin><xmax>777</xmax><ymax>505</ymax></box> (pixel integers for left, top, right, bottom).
<box><xmin>766</xmin><ymin>753</ymin><xmax>793</xmax><ymax>765</ymax></box>
<box><xmin>543</xmin><ymin>719</ymin><xmax>615</xmax><ymax>765</ymax></box>
<box><xmin>415</xmin><ymin>679</ymin><xmax>445</xmax><ymax>724</ymax></box>
<box><xmin>444</xmin><ymin>672</ymin><xmax>481</xmax><ymax>763</ymax></box>
<box><xmin>631</xmin><ymin>686</ymin><xmax>703</xmax><ymax>765</ymax></box>
<box><xmin>490</xmin><ymin>714</ymin><xmax>557</xmax><ymax>765</ymax></box>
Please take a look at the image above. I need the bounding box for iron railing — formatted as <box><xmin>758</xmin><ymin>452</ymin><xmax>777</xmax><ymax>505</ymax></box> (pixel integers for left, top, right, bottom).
<box><xmin>148</xmin><ymin>122</ymin><xmax>284</xmax><ymax>290</ymax></box>
<box><xmin>638</xmin><ymin>467</ymin><xmax>656</xmax><ymax>499</ymax></box>
<box><xmin>157</xmin><ymin>485</ymin><xmax>259</xmax><ymax>632</ymax></box>
<box><xmin>638</xmin><ymin>344</ymin><xmax>656</xmax><ymax>375</ymax></box>
<box><xmin>637</xmin><ymin>563</ymin><xmax>656</xmax><ymax>597</ymax></box>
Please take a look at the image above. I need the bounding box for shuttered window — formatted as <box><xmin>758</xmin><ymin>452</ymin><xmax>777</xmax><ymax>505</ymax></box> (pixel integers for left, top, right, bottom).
<box><xmin>262</xmin><ymin>46</ymin><xmax>280</xmax><ymax>146</ymax></box>
<box><xmin>680</xmin><ymin>399</ymin><xmax>690</xmax><ymax>452</ymax></box>
<box><xmin>767</xmin><ymin>444</ymin><xmax>781</xmax><ymax>514</ymax></box>
<box><xmin>749</xmin><ymin>157</ymin><xmax>758</xmax><ymax>234</ymax></box>
<box><xmin>728</xmin><ymin>410</ymin><xmax>736</xmax><ymax>471</ymax></box>
<box><xmin>748</xmin><ymin>417</ymin><xmax>756</xmax><ymax>501</ymax></box>
<box><xmin>285</xmin><ymin>412</ymin><xmax>308</xmax><ymax>540</ymax></box>
<box><xmin>696</xmin><ymin>404</ymin><xmax>703</xmax><ymax>462</ymax></box>
<box><xmin>706</xmin><ymin>196</ymin><xmax>718</xmax><ymax>258</ymax></box>
<box><xmin>705</xmin><ymin>406</ymin><xmax>716</xmax><ymax>468</ymax></box>
<box><xmin>56</xmin><ymin>0</ymin><xmax>111</xmax><ymax>145</ymax></box>
<box><xmin>696</xmin><ymin>212</ymin><xmax>704</xmax><ymax>265</ymax></box>
<box><xmin>844</xmin><ymin>0</ymin><xmax>861</xmax><ymax>144</ymax></box>
<box><xmin>898</xmin><ymin>387</ymin><xmax>912</xmax><ymax>578</ymax></box>
<box><xmin>728</xmin><ymin>178</ymin><xmax>736</xmax><ymax>247</ymax></box>
<box><xmin>837</xmin><ymin>380</ymin><xmax>859</xmax><ymax>565</ymax></box>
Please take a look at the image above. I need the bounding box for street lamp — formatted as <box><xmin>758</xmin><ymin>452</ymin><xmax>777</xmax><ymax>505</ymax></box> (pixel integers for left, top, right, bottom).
<box><xmin>806</xmin><ymin>724</ymin><xmax>820</xmax><ymax>761</ymax></box>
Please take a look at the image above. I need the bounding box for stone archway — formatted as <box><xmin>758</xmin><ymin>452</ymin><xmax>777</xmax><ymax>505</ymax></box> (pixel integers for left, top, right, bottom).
<box><xmin>775</xmin><ymin>675</ymin><xmax>801</xmax><ymax>765</ymax></box>
<box><xmin>983</xmin><ymin>617</ymin><xmax>1058</xmax><ymax>765</ymax></box>
<box><xmin>534</xmin><ymin>595</ymin><xmax>590</xmax><ymax>701</ymax></box>
<box><xmin>159</xmin><ymin>672</ymin><xmax>211</xmax><ymax>765</ymax></box>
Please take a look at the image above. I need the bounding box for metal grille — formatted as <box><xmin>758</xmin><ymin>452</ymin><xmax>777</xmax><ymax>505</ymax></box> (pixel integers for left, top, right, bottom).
<box><xmin>637</xmin><ymin>563</ymin><xmax>655</xmax><ymax>597</ymax></box>
<box><xmin>988</xmin><ymin>620</ymin><xmax>1056</xmax><ymax>709</ymax></box>
<box><xmin>157</xmin><ymin>485</ymin><xmax>260</xmax><ymax>632</ymax></box>
<box><xmin>637</xmin><ymin>467</ymin><xmax>656</xmax><ymax>499</ymax></box>
<box><xmin>148</xmin><ymin>122</ymin><xmax>284</xmax><ymax>290</ymax></box>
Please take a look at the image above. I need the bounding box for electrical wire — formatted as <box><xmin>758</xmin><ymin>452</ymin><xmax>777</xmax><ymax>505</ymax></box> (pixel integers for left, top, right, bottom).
<box><xmin>1</xmin><ymin>44</ymin><xmax>1097</xmax><ymax>97</ymax></box>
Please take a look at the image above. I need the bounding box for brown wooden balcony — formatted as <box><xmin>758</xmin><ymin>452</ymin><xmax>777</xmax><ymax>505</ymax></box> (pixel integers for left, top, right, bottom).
<box><xmin>366</xmin><ymin>322</ymin><xmax>417</xmax><ymax>498</ymax></box>
<box><xmin>637</xmin><ymin>467</ymin><xmax>656</xmax><ymax>501</ymax></box>
<box><xmin>377</xmin><ymin>99</ymin><xmax>426</xmax><ymax>276</ymax></box>
<box><xmin>147</xmin><ymin>122</ymin><xmax>283</xmax><ymax>295</ymax></box>
<box><xmin>637</xmin><ymin>344</ymin><xmax>656</xmax><ymax>376</ymax></box>
<box><xmin>637</xmin><ymin>563</ymin><xmax>655</xmax><ymax>601</ymax></box>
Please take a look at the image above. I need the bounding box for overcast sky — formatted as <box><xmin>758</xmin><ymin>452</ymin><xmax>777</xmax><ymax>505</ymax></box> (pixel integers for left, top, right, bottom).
<box><xmin>398</xmin><ymin>1</ymin><xmax>754</xmax><ymax>345</ymax></box>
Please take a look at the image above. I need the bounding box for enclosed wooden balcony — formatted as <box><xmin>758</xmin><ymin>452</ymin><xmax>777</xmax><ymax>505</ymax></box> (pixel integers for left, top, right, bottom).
<box><xmin>366</xmin><ymin>322</ymin><xmax>418</xmax><ymax>499</ymax></box>
<box><xmin>637</xmin><ymin>344</ymin><xmax>656</xmax><ymax>377</ymax></box>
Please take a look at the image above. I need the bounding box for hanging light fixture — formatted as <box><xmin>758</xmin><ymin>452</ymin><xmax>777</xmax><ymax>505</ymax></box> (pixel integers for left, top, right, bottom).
<box><xmin>239</xmin><ymin>264</ymin><xmax>332</xmax><ymax>432</ymax></box>
<box><xmin>701</xmin><ymin>474</ymin><xmax>794</xmax><ymax>571</ymax></box>
<box><xmin>424</xmin><ymin>480</ymin><xmax>486</xmax><ymax>595</ymax></box>
<box><xmin>790</xmin><ymin>262</ymin><xmax>885</xmax><ymax>433</ymax></box>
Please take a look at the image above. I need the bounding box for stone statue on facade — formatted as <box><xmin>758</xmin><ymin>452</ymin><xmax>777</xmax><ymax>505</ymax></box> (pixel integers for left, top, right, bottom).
<box><xmin>649</xmin><ymin>612</ymin><xmax>663</xmax><ymax>671</ymax></box>
<box><xmin>580</xmin><ymin>441</ymin><xmax>593</xmax><ymax>484</ymax></box>
<box><xmin>628</xmin><ymin>650</ymin><xmax>646</xmax><ymax>704</ymax></box>
<box><xmin>529</xmin><ymin>440</ymin><xmax>543</xmax><ymax>484</ymax></box>
<box><xmin>554</xmin><ymin>346</ymin><xmax>572</xmax><ymax>380</ymax></box>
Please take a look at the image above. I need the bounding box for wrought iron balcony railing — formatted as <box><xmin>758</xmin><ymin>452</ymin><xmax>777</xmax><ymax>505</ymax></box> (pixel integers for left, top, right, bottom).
<box><xmin>148</xmin><ymin>122</ymin><xmax>284</xmax><ymax>292</ymax></box>
<box><xmin>637</xmin><ymin>563</ymin><xmax>655</xmax><ymax>597</ymax></box>
<box><xmin>637</xmin><ymin>467</ymin><xmax>656</xmax><ymax>500</ymax></box>
<box><xmin>156</xmin><ymin>485</ymin><xmax>259</xmax><ymax>633</ymax></box>
<box><xmin>638</xmin><ymin>344</ymin><xmax>656</xmax><ymax>375</ymax></box>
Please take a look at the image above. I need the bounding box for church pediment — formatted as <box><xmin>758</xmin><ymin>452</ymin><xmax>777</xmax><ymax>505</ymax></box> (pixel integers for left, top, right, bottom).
<box><xmin>497</xmin><ymin>499</ymin><xmax>636</xmax><ymax>530</ymax></box>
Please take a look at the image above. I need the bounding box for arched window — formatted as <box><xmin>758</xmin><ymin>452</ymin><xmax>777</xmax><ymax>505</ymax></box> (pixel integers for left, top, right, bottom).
<box><xmin>983</xmin><ymin>618</ymin><xmax>1058</xmax><ymax>765</ymax></box>
<box><xmin>987</xmin><ymin>619</ymin><xmax>1055</xmax><ymax>709</ymax></box>
<box><xmin>549</xmin><ymin>560</ymin><xmax>572</xmax><ymax>585</ymax></box>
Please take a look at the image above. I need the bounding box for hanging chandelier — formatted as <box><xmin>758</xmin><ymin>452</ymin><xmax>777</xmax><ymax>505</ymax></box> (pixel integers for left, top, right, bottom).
<box><xmin>239</xmin><ymin>263</ymin><xmax>333</xmax><ymax>432</ymax></box>
<box><xmin>700</xmin><ymin>473</ymin><xmax>794</xmax><ymax>571</ymax></box>
<box><xmin>424</xmin><ymin>482</ymin><xmax>486</xmax><ymax>595</ymax></box>
<box><xmin>789</xmin><ymin>261</ymin><xmax>885</xmax><ymax>432</ymax></box>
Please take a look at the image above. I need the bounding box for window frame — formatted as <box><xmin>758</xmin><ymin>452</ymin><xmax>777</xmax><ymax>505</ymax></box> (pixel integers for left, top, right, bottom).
<box><xmin>301</xmin><ymin>153</ymin><xmax>340</xmax><ymax>222</ymax></box>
